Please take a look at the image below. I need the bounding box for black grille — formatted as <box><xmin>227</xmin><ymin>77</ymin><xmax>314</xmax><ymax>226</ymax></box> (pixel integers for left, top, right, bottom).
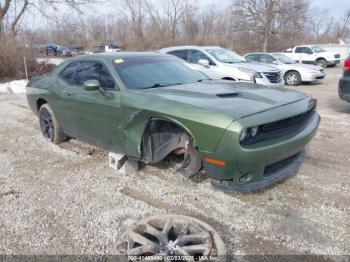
<box><xmin>335</xmin><ymin>54</ymin><xmax>340</xmax><ymax>59</ymax></box>
<box><xmin>263</xmin><ymin>71</ymin><xmax>282</xmax><ymax>83</ymax></box>
<box><xmin>264</xmin><ymin>152</ymin><xmax>300</xmax><ymax>177</ymax></box>
<box><xmin>241</xmin><ymin>108</ymin><xmax>315</xmax><ymax>145</ymax></box>
<box><xmin>261</xmin><ymin>110</ymin><xmax>312</xmax><ymax>132</ymax></box>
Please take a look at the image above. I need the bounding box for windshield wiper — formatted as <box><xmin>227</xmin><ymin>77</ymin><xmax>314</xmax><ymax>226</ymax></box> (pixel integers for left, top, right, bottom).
<box><xmin>143</xmin><ymin>83</ymin><xmax>182</xmax><ymax>89</ymax></box>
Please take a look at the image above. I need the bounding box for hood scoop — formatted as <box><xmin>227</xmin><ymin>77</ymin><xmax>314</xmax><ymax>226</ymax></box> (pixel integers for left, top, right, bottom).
<box><xmin>216</xmin><ymin>92</ymin><xmax>239</xmax><ymax>98</ymax></box>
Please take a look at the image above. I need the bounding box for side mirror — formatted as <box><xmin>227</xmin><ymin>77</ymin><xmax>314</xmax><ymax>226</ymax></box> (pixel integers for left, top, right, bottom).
<box><xmin>83</xmin><ymin>79</ymin><xmax>107</xmax><ymax>95</ymax></box>
<box><xmin>198</xmin><ymin>59</ymin><xmax>210</xmax><ymax>68</ymax></box>
<box><xmin>84</xmin><ymin>79</ymin><xmax>100</xmax><ymax>91</ymax></box>
<box><xmin>272</xmin><ymin>60</ymin><xmax>279</xmax><ymax>65</ymax></box>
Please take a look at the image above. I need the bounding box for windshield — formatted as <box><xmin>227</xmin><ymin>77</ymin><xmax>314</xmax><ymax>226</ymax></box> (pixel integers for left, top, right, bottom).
<box><xmin>113</xmin><ymin>56</ymin><xmax>207</xmax><ymax>89</ymax></box>
<box><xmin>206</xmin><ymin>48</ymin><xmax>246</xmax><ymax>63</ymax></box>
<box><xmin>273</xmin><ymin>53</ymin><xmax>297</xmax><ymax>64</ymax></box>
<box><xmin>310</xmin><ymin>46</ymin><xmax>326</xmax><ymax>53</ymax></box>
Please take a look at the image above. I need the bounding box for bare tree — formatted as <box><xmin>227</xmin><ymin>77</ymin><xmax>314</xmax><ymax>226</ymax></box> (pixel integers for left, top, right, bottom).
<box><xmin>11</xmin><ymin>0</ymin><xmax>29</xmax><ymax>36</ymax></box>
<box><xmin>164</xmin><ymin>0</ymin><xmax>188</xmax><ymax>43</ymax></box>
<box><xmin>123</xmin><ymin>0</ymin><xmax>145</xmax><ymax>43</ymax></box>
<box><xmin>233</xmin><ymin>0</ymin><xmax>310</xmax><ymax>52</ymax></box>
<box><xmin>0</xmin><ymin>0</ymin><xmax>11</xmax><ymax>35</ymax></box>
<box><xmin>234</xmin><ymin>0</ymin><xmax>279</xmax><ymax>52</ymax></box>
<box><xmin>0</xmin><ymin>0</ymin><xmax>99</xmax><ymax>37</ymax></box>
<box><xmin>336</xmin><ymin>9</ymin><xmax>350</xmax><ymax>42</ymax></box>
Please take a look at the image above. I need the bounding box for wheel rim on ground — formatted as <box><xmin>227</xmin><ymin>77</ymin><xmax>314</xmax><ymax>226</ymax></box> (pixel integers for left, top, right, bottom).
<box><xmin>116</xmin><ymin>215</ymin><xmax>226</xmax><ymax>259</ymax></box>
<box><xmin>39</xmin><ymin>108</ymin><xmax>54</xmax><ymax>140</ymax></box>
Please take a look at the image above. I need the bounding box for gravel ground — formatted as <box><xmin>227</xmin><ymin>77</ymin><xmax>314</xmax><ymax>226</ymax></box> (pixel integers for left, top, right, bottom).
<box><xmin>0</xmin><ymin>67</ymin><xmax>349</xmax><ymax>256</ymax></box>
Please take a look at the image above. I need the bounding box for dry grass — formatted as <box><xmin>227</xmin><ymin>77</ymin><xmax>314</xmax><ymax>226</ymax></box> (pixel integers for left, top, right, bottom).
<box><xmin>0</xmin><ymin>37</ymin><xmax>36</xmax><ymax>81</ymax></box>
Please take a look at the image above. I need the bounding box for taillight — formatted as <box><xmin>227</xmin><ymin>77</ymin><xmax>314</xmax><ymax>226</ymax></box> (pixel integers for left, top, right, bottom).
<box><xmin>344</xmin><ymin>58</ymin><xmax>350</xmax><ymax>71</ymax></box>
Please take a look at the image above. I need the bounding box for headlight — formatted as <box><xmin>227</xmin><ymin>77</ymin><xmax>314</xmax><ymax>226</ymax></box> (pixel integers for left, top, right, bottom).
<box><xmin>239</xmin><ymin>128</ymin><xmax>249</xmax><ymax>142</ymax></box>
<box><xmin>237</xmin><ymin>67</ymin><xmax>261</xmax><ymax>82</ymax></box>
<box><xmin>240</xmin><ymin>126</ymin><xmax>260</xmax><ymax>143</ymax></box>
<box><xmin>250</xmin><ymin>126</ymin><xmax>259</xmax><ymax>137</ymax></box>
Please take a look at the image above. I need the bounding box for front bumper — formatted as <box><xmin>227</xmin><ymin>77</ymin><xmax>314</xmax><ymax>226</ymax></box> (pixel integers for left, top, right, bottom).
<box><xmin>301</xmin><ymin>71</ymin><xmax>326</xmax><ymax>82</ymax></box>
<box><xmin>339</xmin><ymin>77</ymin><xmax>350</xmax><ymax>102</ymax></box>
<box><xmin>327</xmin><ymin>59</ymin><xmax>340</xmax><ymax>66</ymax></box>
<box><xmin>212</xmin><ymin>150</ymin><xmax>305</xmax><ymax>192</ymax></box>
<box><xmin>201</xmin><ymin>99</ymin><xmax>320</xmax><ymax>192</ymax></box>
<box><xmin>339</xmin><ymin>93</ymin><xmax>350</xmax><ymax>102</ymax></box>
<box><xmin>255</xmin><ymin>77</ymin><xmax>284</xmax><ymax>88</ymax></box>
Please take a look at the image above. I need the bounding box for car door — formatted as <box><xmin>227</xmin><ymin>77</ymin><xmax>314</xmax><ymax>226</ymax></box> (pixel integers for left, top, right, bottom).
<box><xmin>260</xmin><ymin>54</ymin><xmax>277</xmax><ymax>64</ymax></box>
<box><xmin>245</xmin><ymin>54</ymin><xmax>261</xmax><ymax>63</ymax></box>
<box><xmin>51</xmin><ymin>62</ymin><xmax>79</xmax><ymax>131</ymax></box>
<box><xmin>187</xmin><ymin>49</ymin><xmax>224</xmax><ymax>79</ymax></box>
<box><xmin>295</xmin><ymin>47</ymin><xmax>313</xmax><ymax>63</ymax></box>
<box><xmin>61</xmin><ymin>60</ymin><xmax>123</xmax><ymax>151</ymax></box>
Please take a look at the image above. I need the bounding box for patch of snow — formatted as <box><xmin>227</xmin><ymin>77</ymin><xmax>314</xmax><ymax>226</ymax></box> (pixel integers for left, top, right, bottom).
<box><xmin>36</xmin><ymin>58</ymin><xmax>65</xmax><ymax>66</ymax></box>
<box><xmin>0</xmin><ymin>79</ymin><xmax>28</xmax><ymax>94</ymax></box>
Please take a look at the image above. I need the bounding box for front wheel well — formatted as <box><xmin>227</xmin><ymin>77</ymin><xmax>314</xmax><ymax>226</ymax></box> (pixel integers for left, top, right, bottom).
<box><xmin>316</xmin><ymin>57</ymin><xmax>327</xmax><ymax>61</ymax></box>
<box><xmin>141</xmin><ymin>119</ymin><xmax>194</xmax><ymax>164</ymax></box>
<box><xmin>284</xmin><ymin>70</ymin><xmax>300</xmax><ymax>77</ymax></box>
<box><xmin>36</xmin><ymin>98</ymin><xmax>47</xmax><ymax>112</ymax></box>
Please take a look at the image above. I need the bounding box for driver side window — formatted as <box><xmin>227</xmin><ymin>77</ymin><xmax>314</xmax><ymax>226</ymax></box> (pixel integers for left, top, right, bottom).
<box><xmin>188</xmin><ymin>50</ymin><xmax>214</xmax><ymax>65</ymax></box>
<box><xmin>72</xmin><ymin>61</ymin><xmax>116</xmax><ymax>90</ymax></box>
<box><xmin>295</xmin><ymin>47</ymin><xmax>312</xmax><ymax>54</ymax></box>
<box><xmin>260</xmin><ymin>54</ymin><xmax>276</xmax><ymax>64</ymax></box>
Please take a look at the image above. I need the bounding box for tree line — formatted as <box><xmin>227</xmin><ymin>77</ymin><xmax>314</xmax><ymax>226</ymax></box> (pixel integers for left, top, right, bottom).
<box><xmin>1</xmin><ymin>0</ymin><xmax>350</xmax><ymax>54</ymax></box>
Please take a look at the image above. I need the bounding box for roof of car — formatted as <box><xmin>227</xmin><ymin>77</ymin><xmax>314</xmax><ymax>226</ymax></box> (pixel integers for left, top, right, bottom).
<box><xmin>67</xmin><ymin>51</ymin><xmax>170</xmax><ymax>61</ymax></box>
<box><xmin>244</xmin><ymin>52</ymin><xmax>273</xmax><ymax>56</ymax></box>
<box><xmin>159</xmin><ymin>46</ymin><xmax>222</xmax><ymax>52</ymax></box>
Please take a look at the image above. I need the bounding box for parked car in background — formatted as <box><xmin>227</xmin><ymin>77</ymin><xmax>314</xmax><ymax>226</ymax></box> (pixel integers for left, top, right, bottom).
<box><xmin>159</xmin><ymin>46</ymin><xmax>284</xmax><ymax>88</ymax></box>
<box><xmin>244</xmin><ymin>52</ymin><xmax>325</xmax><ymax>86</ymax></box>
<box><xmin>69</xmin><ymin>46</ymin><xmax>84</xmax><ymax>55</ymax></box>
<box><xmin>57</xmin><ymin>46</ymin><xmax>72</xmax><ymax>57</ymax></box>
<box><xmin>284</xmin><ymin>45</ymin><xmax>341</xmax><ymax>68</ymax></box>
<box><xmin>39</xmin><ymin>43</ymin><xmax>58</xmax><ymax>56</ymax></box>
<box><xmin>93</xmin><ymin>44</ymin><xmax>121</xmax><ymax>53</ymax></box>
<box><xmin>339</xmin><ymin>56</ymin><xmax>350</xmax><ymax>103</ymax></box>
<box><xmin>40</xmin><ymin>44</ymin><xmax>72</xmax><ymax>57</ymax></box>
<box><xmin>26</xmin><ymin>52</ymin><xmax>319</xmax><ymax>192</ymax></box>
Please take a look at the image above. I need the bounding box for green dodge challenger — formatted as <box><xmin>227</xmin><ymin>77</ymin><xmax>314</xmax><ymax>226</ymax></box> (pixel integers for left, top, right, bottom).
<box><xmin>27</xmin><ymin>53</ymin><xmax>320</xmax><ymax>192</ymax></box>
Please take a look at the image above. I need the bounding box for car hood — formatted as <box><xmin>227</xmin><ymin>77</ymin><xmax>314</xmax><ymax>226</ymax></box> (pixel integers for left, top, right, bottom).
<box><xmin>281</xmin><ymin>63</ymin><xmax>323</xmax><ymax>71</ymax></box>
<box><xmin>318</xmin><ymin>51</ymin><xmax>338</xmax><ymax>56</ymax></box>
<box><xmin>226</xmin><ymin>61</ymin><xmax>280</xmax><ymax>73</ymax></box>
<box><xmin>137</xmin><ymin>81</ymin><xmax>308</xmax><ymax>121</ymax></box>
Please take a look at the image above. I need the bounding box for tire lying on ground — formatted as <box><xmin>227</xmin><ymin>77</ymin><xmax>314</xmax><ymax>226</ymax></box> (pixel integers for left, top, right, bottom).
<box><xmin>116</xmin><ymin>215</ymin><xmax>227</xmax><ymax>261</ymax></box>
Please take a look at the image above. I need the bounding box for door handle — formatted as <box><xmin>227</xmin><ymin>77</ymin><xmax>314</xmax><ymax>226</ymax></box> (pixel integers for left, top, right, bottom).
<box><xmin>64</xmin><ymin>91</ymin><xmax>72</xmax><ymax>96</ymax></box>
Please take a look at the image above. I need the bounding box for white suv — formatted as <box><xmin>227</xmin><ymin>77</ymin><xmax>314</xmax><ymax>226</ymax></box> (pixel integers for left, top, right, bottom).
<box><xmin>159</xmin><ymin>46</ymin><xmax>284</xmax><ymax>87</ymax></box>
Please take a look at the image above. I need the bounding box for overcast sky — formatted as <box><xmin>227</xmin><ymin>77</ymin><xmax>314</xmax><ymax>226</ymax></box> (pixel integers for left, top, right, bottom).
<box><xmin>311</xmin><ymin>0</ymin><xmax>350</xmax><ymax>17</ymax></box>
<box><xmin>24</xmin><ymin>0</ymin><xmax>350</xmax><ymax>29</ymax></box>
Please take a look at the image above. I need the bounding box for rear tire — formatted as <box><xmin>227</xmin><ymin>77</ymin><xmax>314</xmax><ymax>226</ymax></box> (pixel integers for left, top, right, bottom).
<box><xmin>316</xmin><ymin>59</ymin><xmax>327</xmax><ymax>68</ymax></box>
<box><xmin>38</xmin><ymin>104</ymin><xmax>67</xmax><ymax>144</ymax></box>
<box><xmin>284</xmin><ymin>71</ymin><xmax>301</xmax><ymax>86</ymax></box>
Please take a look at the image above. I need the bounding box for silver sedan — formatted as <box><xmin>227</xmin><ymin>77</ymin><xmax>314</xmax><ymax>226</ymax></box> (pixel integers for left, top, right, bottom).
<box><xmin>244</xmin><ymin>52</ymin><xmax>326</xmax><ymax>86</ymax></box>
